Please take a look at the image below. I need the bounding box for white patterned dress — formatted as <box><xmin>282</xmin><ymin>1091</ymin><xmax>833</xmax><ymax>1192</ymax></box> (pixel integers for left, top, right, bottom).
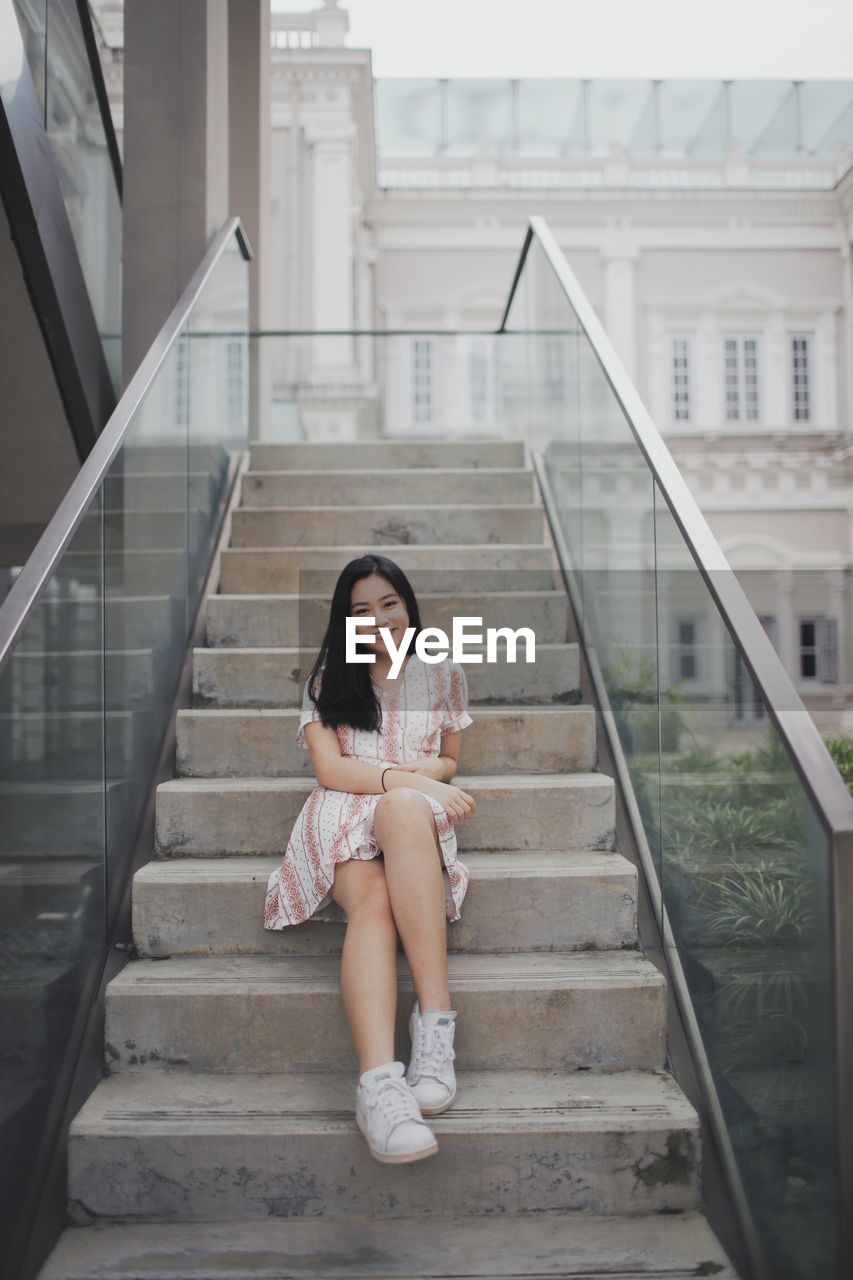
<box><xmin>263</xmin><ymin>655</ymin><xmax>473</xmax><ymax>929</ymax></box>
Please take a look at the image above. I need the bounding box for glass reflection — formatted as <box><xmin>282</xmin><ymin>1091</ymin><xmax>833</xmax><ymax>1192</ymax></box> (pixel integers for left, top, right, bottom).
<box><xmin>0</xmin><ymin>494</ymin><xmax>105</xmax><ymax>1253</ymax></box>
<box><xmin>43</xmin><ymin>0</ymin><xmax>122</xmax><ymax>388</ymax></box>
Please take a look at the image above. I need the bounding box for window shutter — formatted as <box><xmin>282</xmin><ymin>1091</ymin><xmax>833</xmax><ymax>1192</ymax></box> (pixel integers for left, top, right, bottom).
<box><xmin>818</xmin><ymin>618</ymin><xmax>839</xmax><ymax>684</ymax></box>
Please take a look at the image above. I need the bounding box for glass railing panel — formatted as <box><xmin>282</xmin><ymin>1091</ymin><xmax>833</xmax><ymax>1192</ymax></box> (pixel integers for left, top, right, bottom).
<box><xmin>0</xmin><ymin>492</ymin><xmax>105</xmax><ymax>1253</ymax></box>
<box><xmin>0</xmin><ymin>222</ymin><xmax>250</xmax><ymax>1275</ymax></box>
<box><xmin>502</xmin><ymin>219</ymin><xmax>850</xmax><ymax>1280</ymax></box>
<box><xmin>571</xmin><ymin>336</ymin><xmax>662</xmax><ymax>886</ymax></box>
<box><xmin>43</xmin><ymin>0</ymin><xmax>122</xmax><ymax>388</ymax></box>
<box><xmin>653</xmin><ymin>482</ymin><xmax>837</xmax><ymax>1280</ymax></box>
<box><xmin>187</xmin><ymin>235</ymin><xmax>250</xmax><ymax>607</ymax></box>
<box><xmin>102</xmin><ymin>330</ymin><xmax>190</xmax><ymax>904</ymax></box>
<box><xmin>504</xmin><ymin>236</ymin><xmax>664</xmax><ymax>889</ymax></box>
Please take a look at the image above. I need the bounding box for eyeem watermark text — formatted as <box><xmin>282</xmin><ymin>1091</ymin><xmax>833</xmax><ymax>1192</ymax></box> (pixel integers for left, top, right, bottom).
<box><xmin>346</xmin><ymin>616</ymin><xmax>536</xmax><ymax>678</ymax></box>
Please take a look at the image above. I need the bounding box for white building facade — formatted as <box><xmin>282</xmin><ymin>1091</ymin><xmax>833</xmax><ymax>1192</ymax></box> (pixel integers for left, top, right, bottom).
<box><xmin>93</xmin><ymin>0</ymin><xmax>853</xmax><ymax>731</ymax></box>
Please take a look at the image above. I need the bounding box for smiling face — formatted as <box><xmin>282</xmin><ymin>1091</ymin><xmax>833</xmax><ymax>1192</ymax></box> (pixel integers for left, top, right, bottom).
<box><xmin>349</xmin><ymin>573</ymin><xmax>410</xmax><ymax>660</ymax></box>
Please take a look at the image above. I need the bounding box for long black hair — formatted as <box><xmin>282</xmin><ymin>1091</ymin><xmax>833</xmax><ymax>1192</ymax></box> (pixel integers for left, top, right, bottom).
<box><xmin>306</xmin><ymin>554</ymin><xmax>424</xmax><ymax>732</ymax></box>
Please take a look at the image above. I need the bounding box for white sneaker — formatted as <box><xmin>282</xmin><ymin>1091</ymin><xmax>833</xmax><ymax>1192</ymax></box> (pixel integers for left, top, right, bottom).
<box><xmin>406</xmin><ymin>1003</ymin><xmax>457</xmax><ymax>1116</ymax></box>
<box><xmin>356</xmin><ymin>1061</ymin><xmax>438</xmax><ymax>1164</ymax></box>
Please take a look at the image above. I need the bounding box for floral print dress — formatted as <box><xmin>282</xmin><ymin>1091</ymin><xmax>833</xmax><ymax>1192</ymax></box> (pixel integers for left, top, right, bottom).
<box><xmin>263</xmin><ymin>655</ymin><xmax>473</xmax><ymax>929</ymax></box>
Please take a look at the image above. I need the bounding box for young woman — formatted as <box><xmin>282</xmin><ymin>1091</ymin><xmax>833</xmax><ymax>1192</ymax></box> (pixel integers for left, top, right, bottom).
<box><xmin>263</xmin><ymin>554</ymin><xmax>476</xmax><ymax>1165</ymax></box>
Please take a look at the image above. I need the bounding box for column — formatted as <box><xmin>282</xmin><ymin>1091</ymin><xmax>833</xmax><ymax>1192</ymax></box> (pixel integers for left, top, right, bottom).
<box><xmin>602</xmin><ymin>249</ymin><xmax>639</xmax><ymax>384</ymax></box>
<box><xmin>311</xmin><ymin>136</ymin><xmax>355</xmax><ymax>374</ymax></box>
<box><xmin>828</xmin><ymin>568</ymin><xmax>846</xmax><ymax>697</ymax></box>
<box><xmin>775</xmin><ymin>568</ymin><xmax>795</xmax><ymax>678</ymax></box>
<box><xmin>766</xmin><ymin>311</ymin><xmax>787</xmax><ymax>429</ymax></box>
<box><xmin>122</xmin><ymin>0</ymin><xmax>230</xmax><ymax>381</ymax></box>
<box><xmin>228</xmin><ymin>0</ymin><xmax>271</xmax><ymax>439</ymax></box>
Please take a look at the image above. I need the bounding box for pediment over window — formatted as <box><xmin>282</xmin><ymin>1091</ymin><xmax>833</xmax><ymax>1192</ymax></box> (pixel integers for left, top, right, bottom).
<box><xmin>703</xmin><ymin>280</ymin><xmax>787</xmax><ymax>310</ymax></box>
<box><xmin>718</xmin><ymin>533</ymin><xmax>795</xmax><ymax>570</ymax></box>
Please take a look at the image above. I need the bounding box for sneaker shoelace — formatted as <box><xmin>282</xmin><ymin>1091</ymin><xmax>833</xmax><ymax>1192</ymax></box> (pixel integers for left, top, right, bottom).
<box><xmin>368</xmin><ymin>1077</ymin><xmax>424</xmax><ymax>1136</ymax></box>
<box><xmin>413</xmin><ymin>1021</ymin><xmax>456</xmax><ymax>1083</ymax></box>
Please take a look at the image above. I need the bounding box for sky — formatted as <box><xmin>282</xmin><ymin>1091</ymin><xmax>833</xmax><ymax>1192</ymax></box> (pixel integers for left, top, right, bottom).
<box><xmin>273</xmin><ymin>0</ymin><xmax>853</xmax><ymax>79</ymax></box>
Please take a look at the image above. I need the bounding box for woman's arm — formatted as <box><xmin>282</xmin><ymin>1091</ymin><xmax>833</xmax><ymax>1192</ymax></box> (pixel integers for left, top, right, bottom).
<box><xmin>303</xmin><ymin>722</ymin><xmax>475</xmax><ymax>820</ymax></box>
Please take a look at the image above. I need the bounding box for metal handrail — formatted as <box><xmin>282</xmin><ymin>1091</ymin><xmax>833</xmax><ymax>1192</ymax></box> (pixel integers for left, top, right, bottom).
<box><xmin>504</xmin><ymin>216</ymin><xmax>853</xmax><ymax>1280</ymax></box>
<box><xmin>0</xmin><ymin>216</ymin><xmax>253</xmax><ymax>676</ymax></box>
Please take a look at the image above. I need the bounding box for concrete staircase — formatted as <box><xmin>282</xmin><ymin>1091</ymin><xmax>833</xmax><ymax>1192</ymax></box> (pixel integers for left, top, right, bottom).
<box><xmin>38</xmin><ymin>440</ymin><xmax>738</xmax><ymax>1279</ymax></box>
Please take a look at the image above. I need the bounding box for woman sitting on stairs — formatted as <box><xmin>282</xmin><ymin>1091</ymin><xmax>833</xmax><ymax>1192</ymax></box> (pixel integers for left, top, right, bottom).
<box><xmin>263</xmin><ymin>553</ymin><xmax>476</xmax><ymax>1165</ymax></box>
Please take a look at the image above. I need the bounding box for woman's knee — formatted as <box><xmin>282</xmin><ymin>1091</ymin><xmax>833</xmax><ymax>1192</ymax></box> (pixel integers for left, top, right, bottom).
<box><xmin>374</xmin><ymin>786</ymin><xmax>433</xmax><ymax>826</ymax></box>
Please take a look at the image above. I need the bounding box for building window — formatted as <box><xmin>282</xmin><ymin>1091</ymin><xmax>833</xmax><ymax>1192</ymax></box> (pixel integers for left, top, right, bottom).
<box><xmin>798</xmin><ymin>617</ymin><xmax>838</xmax><ymax>682</ymax></box>
<box><xmin>469</xmin><ymin>340</ymin><xmax>492</xmax><ymax>423</ymax></box>
<box><xmin>730</xmin><ymin>617</ymin><xmax>776</xmax><ymax>723</ymax></box>
<box><xmin>173</xmin><ymin>339</ymin><xmax>188</xmax><ymax>425</ymax></box>
<box><xmin>412</xmin><ymin>338</ymin><xmax>433</xmax><ymax>424</ymax></box>
<box><xmin>226</xmin><ymin>339</ymin><xmax>244</xmax><ymax>429</ymax></box>
<box><xmin>723</xmin><ymin>335</ymin><xmax>760</xmax><ymax>423</ymax></box>
<box><xmin>674</xmin><ymin>617</ymin><xmax>700</xmax><ymax>682</ymax></box>
<box><xmin>790</xmin><ymin>334</ymin><xmax>811</xmax><ymax>423</ymax></box>
<box><xmin>544</xmin><ymin>336</ymin><xmax>565</xmax><ymax>406</ymax></box>
<box><xmin>670</xmin><ymin>336</ymin><xmax>692</xmax><ymax>423</ymax></box>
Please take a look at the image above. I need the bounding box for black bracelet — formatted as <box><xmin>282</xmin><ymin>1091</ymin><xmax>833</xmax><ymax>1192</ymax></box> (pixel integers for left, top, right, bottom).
<box><xmin>381</xmin><ymin>767</ymin><xmax>392</xmax><ymax>792</ymax></box>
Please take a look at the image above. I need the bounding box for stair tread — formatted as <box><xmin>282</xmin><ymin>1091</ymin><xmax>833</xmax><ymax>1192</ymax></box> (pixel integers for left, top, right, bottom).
<box><xmin>107</xmin><ymin>949</ymin><xmax>662</xmax><ymax>994</ymax></box>
<box><xmin>221</xmin><ymin>542</ymin><xmax>553</xmax><ymax>552</ymax></box>
<box><xmin>177</xmin><ymin>704</ymin><xmax>590</xmax><ymax>719</ymax></box>
<box><xmin>158</xmin><ymin>773</ymin><xmax>612</xmax><ymax>793</ymax></box>
<box><xmin>72</xmin><ymin>1066</ymin><xmax>695</xmax><ymax>1134</ymax></box>
<box><xmin>234</xmin><ymin>503</ymin><xmax>543</xmax><ymax>514</ymax></box>
<box><xmin>135</xmin><ymin>849</ymin><xmax>636</xmax><ymax>882</ymax></box>
<box><xmin>212</xmin><ymin>589</ymin><xmax>569</xmax><ymax>601</ymax></box>
<box><xmin>33</xmin><ymin>1210</ymin><xmax>741</xmax><ymax>1280</ymax></box>
<box><xmin>244</xmin><ymin>466</ymin><xmax>532</xmax><ymax>477</ymax></box>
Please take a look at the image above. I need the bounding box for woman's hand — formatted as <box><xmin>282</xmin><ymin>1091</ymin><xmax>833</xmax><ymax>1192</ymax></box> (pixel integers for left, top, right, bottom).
<box><xmin>402</xmin><ymin>774</ymin><xmax>476</xmax><ymax>822</ymax></box>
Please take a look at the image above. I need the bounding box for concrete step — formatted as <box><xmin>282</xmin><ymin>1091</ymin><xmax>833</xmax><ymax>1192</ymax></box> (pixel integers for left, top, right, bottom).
<box><xmin>249</xmin><ymin>440</ymin><xmax>527</xmax><ymax>471</ymax></box>
<box><xmin>103</xmin><ymin>949</ymin><xmax>663</xmax><ymax>1074</ymax></box>
<box><xmin>191</xmin><ymin>644</ymin><xmax>580</xmax><ymax>708</ymax></box>
<box><xmin>36</xmin><ymin>1210</ymin><xmax>739</xmax><ymax>1279</ymax></box>
<box><xmin>1</xmin><ymin>780</ymin><xmax>131</xmax><ymax>855</ymax></box>
<box><xmin>66</xmin><ymin>1068</ymin><xmax>698</xmax><ymax>1220</ymax></box>
<box><xmin>69</xmin><ymin>511</ymin><xmax>207</xmax><ymax>554</ymax></box>
<box><xmin>114</xmin><ymin>443</ymin><xmax>226</xmax><ymax>475</ymax></box>
<box><xmin>3</xmin><ymin>649</ymin><xmax>155</xmax><ymax>711</ymax></box>
<box><xmin>65</xmin><ymin>551</ymin><xmax>187</xmax><ymax>596</ymax></box>
<box><xmin>0</xmin><ymin>710</ymin><xmax>140</xmax><ymax>780</ymax></box>
<box><xmin>155</xmin><ymin>773</ymin><xmax>615</xmax><ymax>856</ymax></box>
<box><xmin>230</xmin><ymin>505</ymin><xmax>546</xmax><ymax>549</ymax></box>
<box><xmin>0</xmin><ymin>855</ymin><xmax>101</xmax><ymax>916</ymax></box>
<box><xmin>206</xmin><ymin>589</ymin><xmax>571</xmax><ymax>648</ymax></box>
<box><xmin>23</xmin><ymin>595</ymin><xmax>182</xmax><ymax>652</ymax></box>
<box><xmin>175</xmin><ymin>705</ymin><xmax>596</xmax><ymax>777</ymax></box>
<box><xmin>240</xmin><ymin>467</ymin><xmax>536</xmax><ymax>508</ymax></box>
<box><xmin>218</xmin><ymin>546</ymin><xmax>557</xmax><ymax>594</ymax></box>
<box><xmin>102</xmin><ymin>471</ymin><xmax>219</xmax><ymax>512</ymax></box>
<box><xmin>132</xmin><ymin>850</ymin><xmax>638</xmax><ymax>957</ymax></box>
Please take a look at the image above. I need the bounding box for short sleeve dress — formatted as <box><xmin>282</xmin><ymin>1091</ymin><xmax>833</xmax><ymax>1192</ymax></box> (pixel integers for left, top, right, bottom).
<box><xmin>263</xmin><ymin>654</ymin><xmax>473</xmax><ymax>929</ymax></box>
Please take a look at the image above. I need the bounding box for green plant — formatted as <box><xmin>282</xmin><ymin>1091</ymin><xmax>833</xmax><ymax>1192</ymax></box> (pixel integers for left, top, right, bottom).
<box><xmin>823</xmin><ymin>735</ymin><xmax>853</xmax><ymax>793</ymax></box>
<box><xmin>666</xmin><ymin>745</ymin><xmax>725</xmax><ymax>774</ymax></box>
<box><xmin>665</xmin><ymin>796</ymin><xmax>802</xmax><ymax>858</ymax></box>
<box><xmin>703</xmin><ymin>856</ymin><xmax>815</xmax><ymax>946</ymax></box>
<box><xmin>603</xmin><ymin>644</ymin><xmax>687</xmax><ymax>753</ymax></box>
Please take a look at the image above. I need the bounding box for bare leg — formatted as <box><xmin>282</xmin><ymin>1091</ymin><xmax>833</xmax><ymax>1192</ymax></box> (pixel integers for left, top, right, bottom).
<box><xmin>373</xmin><ymin>788</ymin><xmax>451</xmax><ymax>1012</ymax></box>
<box><xmin>330</xmin><ymin>858</ymin><xmax>399</xmax><ymax>1075</ymax></box>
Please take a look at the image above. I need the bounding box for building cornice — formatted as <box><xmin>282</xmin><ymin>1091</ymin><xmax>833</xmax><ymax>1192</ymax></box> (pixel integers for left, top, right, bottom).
<box><xmin>369</xmin><ymin>186</ymin><xmax>842</xmax><ymax>220</ymax></box>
